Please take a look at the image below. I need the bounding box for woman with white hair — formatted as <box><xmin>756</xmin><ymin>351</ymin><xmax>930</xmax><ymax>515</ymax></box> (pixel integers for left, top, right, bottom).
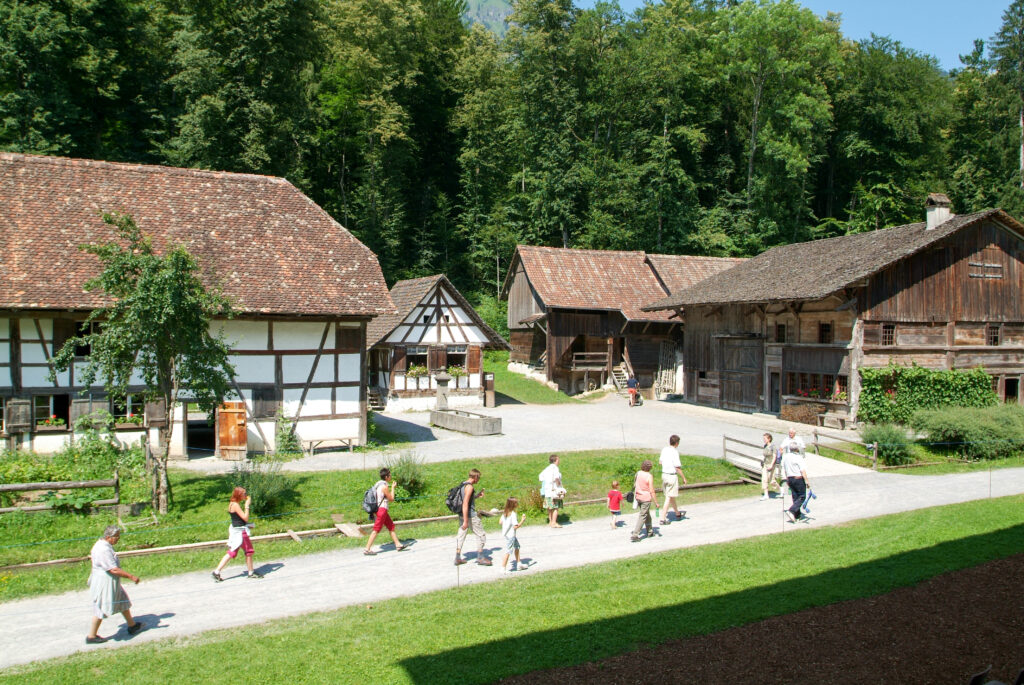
<box><xmin>86</xmin><ymin>525</ymin><xmax>144</xmax><ymax>644</ymax></box>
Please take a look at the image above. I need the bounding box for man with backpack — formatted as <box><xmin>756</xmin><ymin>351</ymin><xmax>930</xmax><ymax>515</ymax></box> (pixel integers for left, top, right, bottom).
<box><xmin>363</xmin><ymin>468</ymin><xmax>407</xmax><ymax>556</ymax></box>
<box><xmin>452</xmin><ymin>468</ymin><xmax>490</xmax><ymax>566</ymax></box>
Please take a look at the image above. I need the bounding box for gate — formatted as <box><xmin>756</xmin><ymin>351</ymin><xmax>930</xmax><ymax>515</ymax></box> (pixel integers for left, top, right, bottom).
<box><xmin>217</xmin><ymin>401</ymin><xmax>247</xmax><ymax>461</ymax></box>
<box><xmin>719</xmin><ymin>338</ymin><xmax>763</xmax><ymax>412</ymax></box>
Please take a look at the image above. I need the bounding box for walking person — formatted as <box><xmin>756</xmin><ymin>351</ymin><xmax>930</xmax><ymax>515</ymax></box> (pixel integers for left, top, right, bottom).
<box><xmin>607</xmin><ymin>480</ymin><xmax>624</xmax><ymax>528</ymax></box>
<box><xmin>455</xmin><ymin>468</ymin><xmax>491</xmax><ymax>566</ymax></box>
<box><xmin>760</xmin><ymin>432</ymin><xmax>781</xmax><ymax>500</ymax></box>
<box><xmin>212</xmin><ymin>487</ymin><xmax>262</xmax><ymax>581</ymax></box>
<box><xmin>86</xmin><ymin>525</ymin><xmax>144</xmax><ymax>644</ymax></box>
<box><xmin>781</xmin><ymin>442</ymin><xmax>811</xmax><ymax>523</ymax></box>
<box><xmin>539</xmin><ymin>454</ymin><xmax>564</xmax><ymax>528</ymax></box>
<box><xmin>658</xmin><ymin>435</ymin><xmax>688</xmax><ymax>523</ymax></box>
<box><xmin>626</xmin><ymin>374</ymin><xmax>639</xmax><ymax>406</ymax></box>
<box><xmin>630</xmin><ymin>460</ymin><xmax>659</xmax><ymax>542</ymax></box>
<box><xmin>364</xmin><ymin>468</ymin><xmax>408</xmax><ymax>555</ymax></box>
<box><xmin>779</xmin><ymin>426</ymin><xmax>806</xmax><ymax>455</ymax></box>
<box><xmin>499</xmin><ymin>497</ymin><xmax>525</xmax><ymax>573</ymax></box>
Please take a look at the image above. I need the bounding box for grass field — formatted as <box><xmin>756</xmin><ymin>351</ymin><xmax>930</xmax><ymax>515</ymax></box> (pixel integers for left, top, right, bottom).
<box><xmin>483</xmin><ymin>350</ymin><xmax>579</xmax><ymax>404</ymax></box>
<box><xmin>0</xmin><ymin>449</ymin><xmax>750</xmax><ymax>600</ymax></box>
<box><xmin>4</xmin><ymin>494</ymin><xmax>1023</xmax><ymax>683</ymax></box>
<box><xmin>816</xmin><ymin>443</ymin><xmax>1024</xmax><ymax>475</ymax></box>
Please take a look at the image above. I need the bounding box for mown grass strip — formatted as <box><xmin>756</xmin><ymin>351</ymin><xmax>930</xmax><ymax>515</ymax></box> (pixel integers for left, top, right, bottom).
<box><xmin>5</xmin><ymin>495</ymin><xmax>1023</xmax><ymax>684</ymax></box>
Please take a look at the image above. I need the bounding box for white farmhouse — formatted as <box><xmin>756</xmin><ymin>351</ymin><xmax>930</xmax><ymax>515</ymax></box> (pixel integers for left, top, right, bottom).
<box><xmin>366</xmin><ymin>275</ymin><xmax>509</xmax><ymax>411</ymax></box>
<box><xmin>0</xmin><ymin>153</ymin><xmax>394</xmax><ymax>458</ymax></box>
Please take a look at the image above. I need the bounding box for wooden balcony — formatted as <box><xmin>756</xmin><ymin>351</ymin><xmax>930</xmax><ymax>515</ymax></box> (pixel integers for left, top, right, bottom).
<box><xmin>569</xmin><ymin>352</ymin><xmax>609</xmax><ymax>370</ymax></box>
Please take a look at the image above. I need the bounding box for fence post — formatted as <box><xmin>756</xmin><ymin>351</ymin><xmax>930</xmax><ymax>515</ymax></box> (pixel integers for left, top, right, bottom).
<box><xmin>722</xmin><ymin>435</ymin><xmax>726</xmax><ymax>460</ymax></box>
<box><xmin>114</xmin><ymin>469</ymin><xmax>120</xmax><ymax>505</ymax></box>
<box><xmin>871</xmin><ymin>442</ymin><xmax>878</xmax><ymax>471</ymax></box>
<box><xmin>813</xmin><ymin>429</ymin><xmax>819</xmax><ymax>455</ymax></box>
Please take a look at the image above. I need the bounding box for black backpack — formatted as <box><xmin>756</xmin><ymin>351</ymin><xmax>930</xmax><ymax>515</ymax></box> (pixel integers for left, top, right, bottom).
<box><xmin>362</xmin><ymin>483</ymin><xmax>380</xmax><ymax>520</ymax></box>
<box><xmin>445</xmin><ymin>481</ymin><xmax>469</xmax><ymax>514</ymax></box>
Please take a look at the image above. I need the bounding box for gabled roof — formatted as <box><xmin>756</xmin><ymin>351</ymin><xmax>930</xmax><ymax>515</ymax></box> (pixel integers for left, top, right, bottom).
<box><xmin>1</xmin><ymin>153</ymin><xmax>395</xmax><ymax>317</ymax></box>
<box><xmin>644</xmin><ymin>209</ymin><xmax>1024</xmax><ymax>310</ymax></box>
<box><xmin>367</xmin><ymin>274</ymin><xmax>509</xmax><ymax>349</ymax></box>
<box><xmin>501</xmin><ymin>246</ymin><xmax>744</xmax><ymax>322</ymax></box>
<box><xmin>646</xmin><ymin>254</ymin><xmax>747</xmax><ymax>293</ymax></box>
<box><xmin>502</xmin><ymin>246</ymin><xmax>675</xmax><ymax>321</ymax></box>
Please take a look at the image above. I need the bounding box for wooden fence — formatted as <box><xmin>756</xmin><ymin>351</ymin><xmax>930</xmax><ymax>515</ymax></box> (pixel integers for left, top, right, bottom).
<box><xmin>812</xmin><ymin>429</ymin><xmax>878</xmax><ymax>470</ymax></box>
<box><xmin>721</xmin><ymin>435</ymin><xmax>764</xmax><ymax>478</ymax></box>
<box><xmin>0</xmin><ymin>473</ymin><xmax>120</xmax><ymax>514</ymax></box>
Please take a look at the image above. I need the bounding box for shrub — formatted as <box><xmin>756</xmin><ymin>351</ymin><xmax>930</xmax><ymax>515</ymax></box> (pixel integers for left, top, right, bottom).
<box><xmin>383</xmin><ymin>451</ymin><xmax>427</xmax><ymax>498</ymax></box>
<box><xmin>910</xmin><ymin>404</ymin><xmax>1024</xmax><ymax>461</ymax></box>
<box><xmin>524</xmin><ymin>487</ymin><xmax>545</xmax><ymax>515</ymax></box>
<box><xmin>860</xmin><ymin>423</ymin><xmax>913</xmax><ymax>466</ymax></box>
<box><xmin>859</xmin><ymin>363</ymin><xmax>997</xmax><ymax>424</ymax></box>
<box><xmin>274</xmin><ymin>408</ymin><xmax>301</xmax><ymax>455</ymax></box>
<box><xmin>231</xmin><ymin>457</ymin><xmax>292</xmax><ymax>513</ymax></box>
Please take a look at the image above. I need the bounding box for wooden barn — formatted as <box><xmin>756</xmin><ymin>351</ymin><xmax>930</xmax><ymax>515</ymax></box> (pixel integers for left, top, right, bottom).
<box><xmin>501</xmin><ymin>246</ymin><xmax>742</xmax><ymax>396</ymax></box>
<box><xmin>0</xmin><ymin>153</ymin><xmax>394</xmax><ymax>458</ymax></box>
<box><xmin>366</xmin><ymin>275</ymin><xmax>509</xmax><ymax>410</ymax></box>
<box><xmin>643</xmin><ymin>195</ymin><xmax>1024</xmax><ymax>424</ymax></box>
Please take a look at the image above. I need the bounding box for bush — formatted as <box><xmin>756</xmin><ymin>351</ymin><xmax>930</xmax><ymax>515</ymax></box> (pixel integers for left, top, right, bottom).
<box><xmin>274</xmin><ymin>408</ymin><xmax>301</xmax><ymax>455</ymax></box>
<box><xmin>524</xmin><ymin>487</ymin><xmax>545</xmax><ymax>515</ymax></box>
<box><xmin>859</xmin><ymin>363</ymin><xmax>997</xmax><ymax>424</ymax></box>
<box><xmin>231</xmin><ymin>457</ymin><xmax>292</xmax><ymax>513</ymax></box>
<box><xmin>382</xmin><ymin>451</ymin><xmax>427</xmax><ymax>498</ymax></box>
<box><xmin>910</xmin><ymin>404</ymin><xmax>1024</xmax><ymax>461</ymax></box>
<box><xmin>860</xmin><ymin>423</ymin><xmax>913</xmax><ymax>466</ymax></box>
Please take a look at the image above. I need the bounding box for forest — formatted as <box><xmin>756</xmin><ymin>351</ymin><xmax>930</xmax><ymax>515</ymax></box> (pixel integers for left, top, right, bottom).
<box><xmin>4</xmin><ymin>0</ymin><xmax>1024</xmax><ymax>320</ymax></box>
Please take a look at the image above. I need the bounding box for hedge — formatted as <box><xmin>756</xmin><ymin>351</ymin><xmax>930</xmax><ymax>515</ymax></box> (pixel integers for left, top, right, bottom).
<box><xmin>858</xmin><ymin>363</ymin><xmax>997</xmax><ymax>424</ymax></box>
<box><xmin>910</xmin><ymin>404</ymin><xmax>1024</xmax><ymax>461</ymax></box>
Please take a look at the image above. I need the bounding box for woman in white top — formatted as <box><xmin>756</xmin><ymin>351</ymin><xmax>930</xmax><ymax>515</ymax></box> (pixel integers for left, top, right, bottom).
<box><xmin>86</xmin><ymin>525</ymin><xmax>144</xmax><ymax>644</ymax></box>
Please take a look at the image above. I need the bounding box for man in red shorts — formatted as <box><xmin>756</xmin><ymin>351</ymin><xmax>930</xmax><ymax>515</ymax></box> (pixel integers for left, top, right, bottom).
<box><xmin>364</xmin><ymin>468</ymin><xmax>408</xmax><ymax>555</ymax></box>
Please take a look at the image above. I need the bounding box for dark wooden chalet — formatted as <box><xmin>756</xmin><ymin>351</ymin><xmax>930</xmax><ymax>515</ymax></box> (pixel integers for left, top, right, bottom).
<box><xmin>366</xmin><ymin>275</ymin><xmax>508</xmax><ymax>409</ymax></box>
<box><xmin>644</xmin><ymin>195</ymin><xmax>1024</xmax><ymax>423</ymax></box>
<box><xmin>501</xmin><ymin>246</ymin><xmax>742</xmax><ymax>396</ymax></box>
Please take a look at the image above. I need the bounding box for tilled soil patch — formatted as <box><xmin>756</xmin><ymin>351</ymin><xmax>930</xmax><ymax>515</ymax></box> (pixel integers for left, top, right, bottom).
<box><xmin>501</xmin><ymin>554</ymin><xmax>1024</xmax><ymax>684</ymax></box>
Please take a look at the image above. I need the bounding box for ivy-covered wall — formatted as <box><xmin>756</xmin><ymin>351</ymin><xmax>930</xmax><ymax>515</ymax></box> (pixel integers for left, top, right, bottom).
<box><xmin>858</xmin><ymin>363</ymin><xmax>998</xmax><ymax>424</ymax></box>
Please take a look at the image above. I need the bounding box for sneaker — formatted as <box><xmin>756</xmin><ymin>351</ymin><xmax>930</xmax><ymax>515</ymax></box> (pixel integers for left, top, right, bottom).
<box><xmin>630</xmin><ymin>535</ymin><xmax>640</xmax><ymax>542</ymax></box>
<box><xmin>248</xmin><ymin>571</ymin><xmax>264</xmax><ymax>579</ymax></box>
<box><xmin>759</xmin><ymin>494</ymin><xmax>768</xmax><ymax>501</ymax></box>
<box><xmin>211</xmin><ymin>571</ymin><xmax>223</xmax><ymax>583</ymax></box>
<box><xmin>785</xmin><ymin>511</ymin><xmax>796</xmax><ymax>523</ymax></box>
<box><xmin>454</xmin><ymin>556</ymin><xmax>467</xmax><ymax>566</ymax></box>
<box><xmin>126</xmin><ymin>622</ymin><xmax>145</xmax><ymax>636</ymax></box>
<box><xmin>85</xmin><ymin>635</ymin><xmax>108</xmax><ymax>644</ymax></box>
<box><xmin>476</xmin><ymin>557</ymin><xmax>493</xmax><ymax>566</ymax></box>
<box><xmin>659</xmin><ymin>519</ymin><xmax>669</xmax><ymax>525</ymax></box>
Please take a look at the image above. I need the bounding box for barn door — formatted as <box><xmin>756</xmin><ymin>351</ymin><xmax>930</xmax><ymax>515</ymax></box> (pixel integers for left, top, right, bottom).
<box><xmin>217</xmin><ymin>401</ymin><xmax>247</xmax><ymax>461</ymax></box>
<box><xmin>719</xmin><ymin>339</ymin><xmax>763</xmax><ymax>412</ymax></box>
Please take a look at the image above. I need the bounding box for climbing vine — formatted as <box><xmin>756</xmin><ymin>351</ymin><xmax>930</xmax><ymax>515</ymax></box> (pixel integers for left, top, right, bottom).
<box><xmin>858</xmin><ymin>363</ymin><xmax>997</xmax><ymax>424</ymax></box>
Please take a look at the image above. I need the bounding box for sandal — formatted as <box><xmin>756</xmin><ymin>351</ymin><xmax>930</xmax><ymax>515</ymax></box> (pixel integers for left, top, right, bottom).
<box><xmin>395</xmin><ymin>544</ymin><xmax>408</xmax><ymax>552</ymax></box>
<box><xmin>363</xmin><ymin>549</ymin><xmax>377</xmax><ymax>556</ymax></box>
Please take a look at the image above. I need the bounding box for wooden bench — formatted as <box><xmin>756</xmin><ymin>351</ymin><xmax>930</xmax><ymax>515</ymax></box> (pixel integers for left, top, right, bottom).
<box><xmin>816</xmin><ymin>412</ymin><xmax>851</xmax><ymax>430</ymax></box>
<box><xmin>301</xmin><ymin>438</ymin><xmax>355</xmax><ymax>457</ymax></box>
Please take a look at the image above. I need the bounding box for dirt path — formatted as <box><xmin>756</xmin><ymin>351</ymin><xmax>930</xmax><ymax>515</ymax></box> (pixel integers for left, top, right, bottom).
<box><xmin>501</xmin><ymin>553</ymin><xmax>1024</xmax><ymax>685</ymax></box>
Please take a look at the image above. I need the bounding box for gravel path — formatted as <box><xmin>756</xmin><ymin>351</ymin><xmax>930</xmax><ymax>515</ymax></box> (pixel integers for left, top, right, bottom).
<box><xmin>3</xmin><ymin>466</ymin><xmax>1023</xmax><ymax>669</ymax></box>
<box><xmin>176</xmin><ymin>395</ymin><xmax>866</xmax><ymax>476</ymax></box>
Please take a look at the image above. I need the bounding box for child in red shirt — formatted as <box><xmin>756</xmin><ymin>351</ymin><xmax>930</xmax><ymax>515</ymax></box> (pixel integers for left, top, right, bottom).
<box><xmin>607</xmin><ymin>481</ymin><xmax>624</xmax><ymax>528</ymax></box>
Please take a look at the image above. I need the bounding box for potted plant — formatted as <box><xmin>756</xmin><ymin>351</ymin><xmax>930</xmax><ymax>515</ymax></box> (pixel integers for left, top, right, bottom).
<box><xmin>36</xmin><ymin>414</ymin><xmax>67</xmax><ymax>431</ymax></box>
<box><xmin>447</xmin><ymin>365</ymin><xmax>468</xmax><ymax>388</ymax></box>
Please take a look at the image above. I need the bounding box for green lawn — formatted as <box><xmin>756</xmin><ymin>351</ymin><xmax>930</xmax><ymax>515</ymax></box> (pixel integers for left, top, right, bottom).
<box><xmin>816</xmin><ymin>442</ymin><xmax>1024</xmax><ymax>475</ymax></box>
<box><xmin>0</xmin><ymin>449</ymin><xmax>750</xmax><ymax>600</ymax></box>
<box><xmin>483</xmin><ymin>350</ymin><xmax>579</xmax><ymax>404</ymax></box>
<box><xmin>4</xmin><ymin>495</ymin><xmax>1023</xmax><ymax>683</ymax></box>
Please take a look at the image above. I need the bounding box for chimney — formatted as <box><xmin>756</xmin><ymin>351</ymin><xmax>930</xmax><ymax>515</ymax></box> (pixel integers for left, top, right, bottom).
<box><xmin>925</xmin><ymin>193</ymin><xmax>953</xmax><ymax>230</ymax></box>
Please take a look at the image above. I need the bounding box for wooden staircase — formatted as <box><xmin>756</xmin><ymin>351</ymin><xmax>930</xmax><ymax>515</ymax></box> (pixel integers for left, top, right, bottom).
<box><xmin>530</xmin><ymin>350</ymin><xmax>547</xmax><ymax>372</ymax></box>
<box><xmin>367</xmin><ymin>389</ymin><xmax>386</xmax><ymax>411</ymax></box>
<box><xmin>611</xmin><ymin>363</ymin><xmax>629</xmax><ymax>397</ymax></box>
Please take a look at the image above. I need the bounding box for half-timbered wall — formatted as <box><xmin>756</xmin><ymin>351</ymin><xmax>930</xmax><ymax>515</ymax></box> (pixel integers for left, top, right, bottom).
<box><xmin>0</xmin><ymin>314</ymin><xmax>369</xmax><ymax>455</ymax></box>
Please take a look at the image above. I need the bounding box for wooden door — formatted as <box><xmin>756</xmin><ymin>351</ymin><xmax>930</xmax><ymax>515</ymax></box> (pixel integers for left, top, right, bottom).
<box><xmin>719</xmin><ymin>339</ymin><xmax>763</xmax><ymax>412</ymax></box>
<box><xmin>217</xmin><ymin>401</ymin><xmax>247</xmax><ymax>461</ymax></box>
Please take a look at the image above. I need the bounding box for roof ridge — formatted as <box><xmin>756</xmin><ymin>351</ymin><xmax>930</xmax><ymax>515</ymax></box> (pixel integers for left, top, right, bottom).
<box><xmin>0</xmin><ymin>152</ymin><xmax>289</xmax><ymax>186</ymax></box>
<box><xmin>518</xmin><ymin>244</ymin><xmax>646</xmax><ymax>257</ymax></box>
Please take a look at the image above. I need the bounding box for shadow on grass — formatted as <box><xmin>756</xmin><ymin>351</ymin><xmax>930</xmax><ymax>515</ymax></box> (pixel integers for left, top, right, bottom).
<box><xmin>494</xmin><ymin>392</ymin><xmax>525</xmax><ymax>406</ymax></box>
<box><xmin>399</xmin><ymin>523</ymin><xmax>1024</xmax><ymax>684</ymax></box>
<box><xmin>372</xmin><ymin>414</ymin><xmax>438</xmax><ymax>444</ymax></box>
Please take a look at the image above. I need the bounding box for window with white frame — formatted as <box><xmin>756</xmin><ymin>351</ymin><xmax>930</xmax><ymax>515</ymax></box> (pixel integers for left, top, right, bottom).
<box><xmin>446</xmin><ymin>344</ymin><xmax>468</xmax><ymax>370</ymax></box>
<box><xmin>33</xmin><ymin>394</ymin><xmax>70</xmax><ymax>427</ymax></box>
<box><xmin>112</xmin><ymin>393</ymin><xmax>146</xmax><ymax>423</ymax></box>
<box><xmin>406</xmin><ymin>345</ymin><xmax>428</xmax><ymax>370</ymax></box>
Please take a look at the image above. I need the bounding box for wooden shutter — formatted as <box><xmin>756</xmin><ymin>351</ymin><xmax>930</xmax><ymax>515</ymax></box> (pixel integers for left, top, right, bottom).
<box><xmin>144</xmin><ymin>398</ymin><xmax>168</xmax><ymax>427</ymax></box>
<box><xmin>467</xmin><ymin>345</ymin><xmax>482</xmax><ymax>373</ymax></box>
<box><xmin>392</xmin><ymin>347</ymin><xmax>406</xmax><ymax>372</ymax></box>
<box><xmin>862</xmin><ymin>323</ymin><xmax>881</xmax><ymax>346</ymax></box>
<box><xmin>70</xmin><ymin>396</ymin><xmax>106</xmax><ymax>426</ymax></box>
<box><xmin>252</xmin><ymin>385</ymin><xmax>281</xmax><ymax>419</ymax></box>
<box><xmin>428</xmin><ymin>345</ymin><xmax>446</xmax><ymax>372</ymax></box>
<box><xmin>336</xmin><ymin>325</ymin><xmax>361</xmax><ymax>352</ymax></box>
<box><xmin>5</xmin><ymin>399</ymin><xmax>31</xmax><ymax>433</ymax></box>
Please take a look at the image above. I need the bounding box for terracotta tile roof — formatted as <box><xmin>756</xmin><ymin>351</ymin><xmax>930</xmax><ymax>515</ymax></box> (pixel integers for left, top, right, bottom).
<box><xmin>506</xmin><ymin>246</ymin><xmax>676</xmax><ymax>321</ymax></box>
<box><xmin>644</xmin><ymin>209</ymin><xmax>1024</xmax><ymax>309</ymax></box>
<box><xmin>646</xmin><ymin>254</ymin><xmax>747</xmax><ymax>293</ymax></box>
<box><xmin>367</xmin><ymin>274</ymin><xmax>509</xmax><ymax>349</ymax></box>
<box><xmin>1</xmin><ymin>153</ymin><xmax>395</xmax><ymax>317</ymax></box>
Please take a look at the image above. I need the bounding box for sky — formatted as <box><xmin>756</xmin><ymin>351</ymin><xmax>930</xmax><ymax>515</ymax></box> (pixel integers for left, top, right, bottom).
<box><xmin>583</xmin><ymin>0</ymin><xmax>1010</xmax><ymax>72</ymax></box>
